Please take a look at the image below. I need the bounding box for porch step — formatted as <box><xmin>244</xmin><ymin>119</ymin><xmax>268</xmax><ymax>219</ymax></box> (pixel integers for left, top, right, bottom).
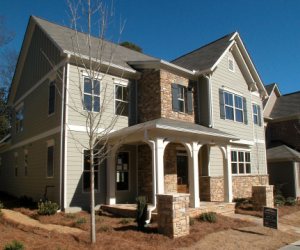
<box><xmin>100</xmin><ymin>204</ymin><xmax>137</xmax><ymax>218</ymax></box>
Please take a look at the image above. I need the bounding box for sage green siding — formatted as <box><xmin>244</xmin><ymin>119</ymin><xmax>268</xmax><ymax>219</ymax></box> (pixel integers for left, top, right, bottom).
<box><xmin>210</xmin><ymin>51</ymin><xmax>267</xmax><ymax>175</ymax></box>
<box><xmin>0</xmin><ymin>133</ymin><xmax>61</xmax><ymax>203</ymax></box>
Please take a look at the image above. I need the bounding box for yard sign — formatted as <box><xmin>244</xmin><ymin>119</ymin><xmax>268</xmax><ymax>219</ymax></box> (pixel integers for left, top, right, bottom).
<box><xmin>263</xmin><ymin>207</ymin><xmax>278</xmax><ymax>229</ymax></box>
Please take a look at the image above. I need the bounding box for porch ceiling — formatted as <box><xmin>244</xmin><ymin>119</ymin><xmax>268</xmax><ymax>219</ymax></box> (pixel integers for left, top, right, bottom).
<box><xmin>107</xmin><ymin>118</ymin><xmax>237</xmax><ymax>144</ymax></box>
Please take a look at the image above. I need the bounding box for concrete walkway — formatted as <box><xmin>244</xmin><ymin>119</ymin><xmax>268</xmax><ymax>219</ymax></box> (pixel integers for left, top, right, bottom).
<box><xmin>2</xmin><ymin>209</ymin><xmax>84</xmax><ymax>235</ymax></box>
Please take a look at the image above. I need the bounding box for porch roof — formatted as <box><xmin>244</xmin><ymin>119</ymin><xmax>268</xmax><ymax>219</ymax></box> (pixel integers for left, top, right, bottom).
<box><xmin>108</xmin><ymin>118</ymin><xmax>237</xmax><ymax>143</ymax></box>
<box><xmin>267</xmin><ymin>145</ymin><xmax>300</xmax><ymax>162</ymax></box>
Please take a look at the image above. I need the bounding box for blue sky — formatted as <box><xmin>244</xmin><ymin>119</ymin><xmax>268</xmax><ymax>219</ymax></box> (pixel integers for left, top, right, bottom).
<box><xmin>1</xmin><ymin>0</ymin><xmax>299</xmax><ymax>94</ymax></box>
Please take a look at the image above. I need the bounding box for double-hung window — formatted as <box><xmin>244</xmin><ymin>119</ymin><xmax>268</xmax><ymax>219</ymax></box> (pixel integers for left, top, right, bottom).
<box><xmin>221</xmin><ymin>90</ymin><xmax>246</xmax><ymax>123</ymax></box>
<box><xmin>48</xmin><ymin>81</ymin><xmax>56</xmax><ymax>115</ymax></box>
<box><xmin>231</xmin><ymin>151</ymin><xmax>251</xmax><ymax>174</ymax></box>
<box><xmin>83</xmin><ymin>77</ymin><xmax>100</xmax><ymax>112</ymax></box>
<box><xmin>252</xmin><ymin>103</ymin><xmax>262</xmax><ymax>126</ymax></box>
<box><xmin>172</xmin><ymin>83</ymin><xmax>193</xmax><ymax>114</ymax></box>
<box><xmin>83</xmin><ymin>150</ymin><xmax>99</xmax><ymax>192</ymax></box>
<box><xmin>115</xmin><ymin>84</ymin><xmax>129</xmax><ymax>116</ymax></box>
<box><xmin>15</xmin><ymin>105</ymin><xmax>24</xmax><ymax>133</ymax></box>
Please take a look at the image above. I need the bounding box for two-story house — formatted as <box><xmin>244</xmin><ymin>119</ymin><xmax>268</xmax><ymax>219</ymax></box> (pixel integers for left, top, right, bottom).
<box><xmin>264</xmin><ymin>83</ymin><xmax>300</xmax><ymax>198</ymax></box>
<box><xmin>0</xmin><ymin>16</ymin><xmax>268</xmax><ymax>211</ymax></box>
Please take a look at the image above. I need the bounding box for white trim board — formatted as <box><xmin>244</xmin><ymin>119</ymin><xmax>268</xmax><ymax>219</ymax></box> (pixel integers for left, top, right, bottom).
<box><xmin>67</xmin><ymin>124</ymin><xmax>115</xmax><ymax>134</ymax></box>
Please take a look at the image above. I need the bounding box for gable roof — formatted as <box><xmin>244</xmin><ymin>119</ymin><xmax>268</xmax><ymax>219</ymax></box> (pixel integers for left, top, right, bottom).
<box><xmin>267</xmin><ymin>145</ymin><xmax>300</xmax><ymax>162</ymax></box>
<box><xmin>172</xmin><ymin>32</ymin><xmax>267</xmax><ymax>97</ymax></box>
<box><xmin>171</xmin><ymin>32</ymin><xmax>235</xmax><ymax>73</ymax></box>
<box><xmin>32</xmin><ymin>16</ymin><xmax>157</xmax><ymax>72</ymax></box>
<box><xmin>263</xmin><ymin>83</ymin><xmax>281</xmax><ymax>108</ymax></box>
<box><xmin>269</xmin><ymin>91</ymin><xmax>300</xmax><ymax>120</ymax></box>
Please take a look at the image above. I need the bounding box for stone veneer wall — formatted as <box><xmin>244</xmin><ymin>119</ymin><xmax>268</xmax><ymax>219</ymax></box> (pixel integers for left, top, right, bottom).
<box><xmin>164</xmin><ymin>143</ymin><xmax>182</xmax><ymax>193</ymax></box>
<box><xmin>199</xmin><ymin>175</ymin><xmax>269</xmax><ymax>201</ymax></box>
<box><xmin>137</xmin><ymin>144</ymin><xmax>153</xmax><ymax>203</ymax></box>
<box><xmin>157</xmin><ymin>193</ymin><xmax>190</xmax><ymax>238</ymax></box>
<box><xmin>137</xmin><ymin>69</ymin><xmax>161</xmax><ymax>123</ymax></box>
<box><xmin>160</xmin><ymin>70</ymin><xmax>195</xmax><ymax>123</ymax></box>
<box><xmin>252</xmin><ymin>185</ymin><xmax>274</xmax><ymax>210</ymax></box>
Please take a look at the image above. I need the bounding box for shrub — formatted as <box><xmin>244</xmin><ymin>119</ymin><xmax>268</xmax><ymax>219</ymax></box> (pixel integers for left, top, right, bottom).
<box><xmin>19</xmin><ymin>195</ymin><xmax>35</xmax><ymax>208</ymax></box>
<box><xmin>274</xmin><ymin>194</ymin><xmax>286</xmax><ymax>206</ymax></box>
<box><xmin>136</xmin><ymin>196</ymin><xmax>148</xmax><ymax>231</ymax></box>
<box><xmin>65</xmin><ymin>213</ymin><xmax>76</xmax><ymax>219</ymax></box>
<box><xmin>98</xmin><ymin>225</ymin><xmax>112</xmax><ymax>232</ymax></box>
<box><xmin>189</xmin><ymin>217</ymin><xmax>195</xmax><ymax>226</ymax></box>
<box><xmin>75</xmin><ymin>217</ymin><xmax>87</xmax><ymax>225</ymax></box>
<box><xmin>285</xmin><ymin>197</ymin><xmax>297</xmax><ymax>206</ymax></box>
<box><xmin>4</xmin><ymin>240</ymin><xmax>24</xmax><ymax>250</ymax></box>
<box><xmin>199</xmin><ymin>212</ymin><xmax>217</xmax><ymax>223</ymax></box>
<box><xmin>37</xmin><ymin>200</ymin><xmax>59</xmax><ymax>215</ymax></box>
<box><xmin>119</xmin><ymin>218</ymin><xmax>131</xmax><ymax>225</ymax></box>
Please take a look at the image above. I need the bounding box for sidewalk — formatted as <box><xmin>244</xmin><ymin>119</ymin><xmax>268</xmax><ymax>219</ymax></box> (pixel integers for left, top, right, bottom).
<box><xmin>1</xmin><ymin>209</ymin><xmax>83</xmax><ymax>235</ymax></box>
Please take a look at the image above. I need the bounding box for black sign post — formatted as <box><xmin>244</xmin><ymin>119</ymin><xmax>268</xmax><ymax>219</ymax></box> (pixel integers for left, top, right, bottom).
<box><xmin>263</xmin><ymin>207</ymin><xmax>278</xmax><ymax>229</ymax></box>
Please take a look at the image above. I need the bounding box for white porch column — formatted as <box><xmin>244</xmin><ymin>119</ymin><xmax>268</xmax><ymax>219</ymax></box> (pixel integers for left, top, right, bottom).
<box><xmin>294</xmin><ymin>162</ymin><xmax>300</xmax><ymax>198</ymax></box>
<box><xmin>155</xmin><ymin>138</ymin><xmax>165</xmax><ymax>195</ymax></box>
<box><xmin>106</xmin><ymin>145</ymin><xmax>117</xmax><ymax>205</ymax></box>
<box><xmin>186</xmin><ymin>142</ymin><xmax>201</xmax><ymax>208</ymax></box>
<box><xmin>223</xmin><ymin>145</ymin><xmax>233</xmax><ymax>202</ymax></box>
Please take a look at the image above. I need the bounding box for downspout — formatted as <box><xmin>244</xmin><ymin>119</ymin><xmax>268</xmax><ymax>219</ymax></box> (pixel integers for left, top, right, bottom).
<box><xmin>60</xmin><ymin>54</ymin><xmax>70</xmax><ymax>210</ymax></box>
<box><xmin>204</xmin><ymin>74</ymin><xmax>213</xmax><ymax>128</ymax></box>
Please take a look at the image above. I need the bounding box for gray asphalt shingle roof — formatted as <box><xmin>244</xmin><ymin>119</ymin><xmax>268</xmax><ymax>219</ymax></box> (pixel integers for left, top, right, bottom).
<box><xmin>33</xmin><ymin>16</ymin><xmax>157</xmax><ymax>71</ymax></box>
<box><xmin>270</xmin><ymin>91</ymin><xmax>300</xmax><ymax>119</ymax></box>
<box><xmin>171</xmin><ymin>32</ymin><xmax>235</xmax><ymax>72</ymax></box>
<box><xmin>267</xmin><ymin>145</ymin><xmax>300</xmax><ymax>162</ymax></box>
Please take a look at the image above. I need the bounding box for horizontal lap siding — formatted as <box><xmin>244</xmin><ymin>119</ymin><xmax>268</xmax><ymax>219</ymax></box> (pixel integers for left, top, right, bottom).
<box><xmin>209</xmin><ymin>146</ymin><xmax>223</xmax><ymax>177</ymax></box>
<box><xmin>0</xmin><ymin>133</ymin><xmax>61</xmax><ymax>203</ymax></box>
<box><xmin>67</xmin><ymin>64</ymin><xmax>129</xmax><ymax>131</ymax></box>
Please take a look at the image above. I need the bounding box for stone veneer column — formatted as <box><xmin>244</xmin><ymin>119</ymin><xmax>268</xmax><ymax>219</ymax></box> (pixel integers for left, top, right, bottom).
<box><xmin>157</xmin><ymin>193</ymin><xmax>190</xmax><ymax>238</ymax></box>
<box><xmin>252</xmin><ymin>185</ymin><xmax>274</xmax><ymax>210</ymax></box>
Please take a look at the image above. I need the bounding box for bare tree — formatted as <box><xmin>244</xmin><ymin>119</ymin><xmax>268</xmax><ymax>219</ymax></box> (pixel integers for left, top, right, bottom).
<box><xmin>65</xmin><ymin>0</ymin><xmax>126</xmax><ymax>244</ymax></box>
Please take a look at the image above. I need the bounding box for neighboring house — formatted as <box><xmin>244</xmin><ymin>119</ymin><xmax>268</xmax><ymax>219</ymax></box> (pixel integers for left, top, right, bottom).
<box><xmin>264</xmin><ymin>83</ymin><xmax>300</xmax><ymax>198</ymax></box>
<box><xmin>0</xmin><ymin>16</ymin><xmax>268</xmax><ymax>211</ymax></box>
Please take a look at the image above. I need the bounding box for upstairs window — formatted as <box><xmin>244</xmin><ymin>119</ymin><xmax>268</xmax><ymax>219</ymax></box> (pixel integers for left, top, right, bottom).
<box><xmin>252</xmin><ymin>103</ymin><xmax>262</xmax><ymax>126</ymax></box>
<box><xmin>115</xmin><ymin>84</ymin><xmax>129</xmax><ymax>116</ymax></box>
<box><xmin>48</xmin><ymin>81</ymin><xmax>56</xmax><ymax>115</ymax></box>
<box><xmin>15</xmin><ymin>105</ymin><xmax>24</xmax><ymax>133</ymax></box>
<box><xmin>231</xmin><ymin>151</ymin><xmax>251</xmax><ymax>174</ymax></box>
<box><xmin>83</xmin><ymin>150</ymin><xmax>99</xmax><ymax>192</ymax></box>
<box><xmin>83</xmin><ymin>77</ymin><xmax>100</xmax><ymax>112</ymax></box>
<box><xmin>171</xmin><ymin>83</ymin><xmax>193</xmax><ymax>114</ymax></box>
<box><xmin>219</xmin><ymin>89</ymin><xmax>248</xmax><ymax>124</ymax></box>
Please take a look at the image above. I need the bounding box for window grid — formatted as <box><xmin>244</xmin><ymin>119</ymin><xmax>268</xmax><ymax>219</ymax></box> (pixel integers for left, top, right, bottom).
<box><xmin>178</xmin><ymin>85</ymin><xmax>186</xmax><ymax>113</ymax></box>
<box><xmin>224</xmin><ymin>91</ymin><xmax>243</xmax><ymax>122</ymax></box>
<box><xmin>83</xmin><ymin>77</ymin><xmax>100</xmax><ymax>112</ymax></box>
<box><xmin>115</xmin><ymin>84</ymin><xmax>129</xmax><ymax>116</ymax></box>
<box><xmin>231</xmin><ymin>151</ymin><xmax>251</xmax><ymax>175</ymax></box>
<box><xmin>252</xmin><ymin>104</ymin><xmax>259</xmax><ymax>125</ymax></box>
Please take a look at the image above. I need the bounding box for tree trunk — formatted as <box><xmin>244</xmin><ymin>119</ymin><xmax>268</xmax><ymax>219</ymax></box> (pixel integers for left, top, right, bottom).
<box><xmin>90</xmin><ymin>149</ymin><xmax>96</xmax><ymax>243</ymax></box>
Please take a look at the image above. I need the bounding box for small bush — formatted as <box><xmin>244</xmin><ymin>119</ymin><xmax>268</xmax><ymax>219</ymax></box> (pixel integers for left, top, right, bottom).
<box><xmin>4</xmin><ymin>240</ymin><xmax>24</xmax><ymax>250</ymax></box>
<box><xmin>75</xmin><ymin>217</ymin><xmax>87</xmax><ymax>225</ymax></box>
<box><xmin>189</xmin><ymin>217</ymin><xmax>195</xmax><ymax>226</ymax></box>
<box><xmin>199</xmin><ymin>212</ymin><xmax>217</xmax><ymax>223</ymax></box>
<box><xmin>119</xmin><ymin>218</ymin><xmax>131</xmax><ymax>225</ymax></box>
<box><xmin>65</xmin><ymin>213</ymin><xmax>76</xmax><ymax>219</ymax></box>
<box><xmin>98</xmin><ymin>225</ymin><xmax>112</xmax><ymax>232</ymax></box>
<box><xmin>136</xmin><ymin>196</ymin><xmax>148</xmax><ymax>231</ymax></box>
<box><xmin>285</xmin><ymin>197</ymin><xmax>297</xmax><ymax>206</ymax></box>
<box><xmin>274</xmin><ymin>194</ymin><xmax>286</xmax><ymax>206</ymax></box>
<box><xmin>19</xmin><ymin>195</ymin><xmax>35</xmax><ymax>208</ymax></box>
<box><xmin>37</xmin><ymin>200</ymin><xmax>59</xmax><ymax>215</ymax></box>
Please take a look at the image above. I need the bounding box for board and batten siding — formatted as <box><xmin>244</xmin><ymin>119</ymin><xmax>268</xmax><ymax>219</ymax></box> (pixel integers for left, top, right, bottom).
<box><xmin>67</xmin><ymin>64</ymin><xmax>130</xmax><ymax>131</ymax></box>
<box><xmin>0</xmin><ymin>133</ymin><xmax>61</xmax><ymax>203</ymax></box>
<box><xmin>210</xmin><ymin>50</ymin><xmax>267</xmax><ymax>175</ymax></box>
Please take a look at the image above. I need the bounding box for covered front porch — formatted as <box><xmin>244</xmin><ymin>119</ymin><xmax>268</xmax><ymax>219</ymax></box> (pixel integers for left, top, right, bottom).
<box><xmin>106</xmin><ymin>118</ymin><xmax>237</xmax><ymax>209</ymax></box>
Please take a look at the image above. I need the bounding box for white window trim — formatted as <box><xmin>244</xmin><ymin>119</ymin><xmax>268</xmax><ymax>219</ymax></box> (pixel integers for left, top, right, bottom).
<box><xmin>228</xmin><ymin>57</ymin><xmax>235</xmax><ymax>72</ymax></box>
<box><xmin>252</xmin><ymin>103</ymin><xmax>259</xmax><ymax>125</ymax></box>
<box><xmin>82</xmin><ymin>76</ymin><xmax>101</xmax><ymax>113</ymax></box>
<box><xmin>82</xmin><ymin>149</ymin><xmax>100</xmax><ymax>194</ymax></box>
<box><xmin>223</xmin><ymin>91</ymin><xmax>244</xmax><ymax>123</ymax></box>
<box><xmin>114</xmin><ymin>83</ymin><xmax>129</xmax><ymax>117</ymax></box>
<box><xmin>231</xmin><ymin>150</ymin><xmax>251</xmax><ymax>175</ymax></box>
<box><xmin>116</xmin><ymin>151</ymin><xmax>131</xmax><ymax>192</ymax></box>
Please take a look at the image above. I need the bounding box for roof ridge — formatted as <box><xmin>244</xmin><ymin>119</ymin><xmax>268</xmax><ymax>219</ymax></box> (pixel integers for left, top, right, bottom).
<box><xmin>171</xmin><ymin>31</ymin><xmax>236</xmax><ymax>62</ymax></box>
<box><xmin>31</xmin><ymin>15</ymin><xmax>157</xmax><ymax>59</ymax></box>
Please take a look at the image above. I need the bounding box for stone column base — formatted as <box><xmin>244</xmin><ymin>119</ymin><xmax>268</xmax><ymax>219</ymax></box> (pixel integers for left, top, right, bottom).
<box><xmin>252</xmin><ymin>185</ymin><xmax>274</xmax><ymax>210</ymax></box>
